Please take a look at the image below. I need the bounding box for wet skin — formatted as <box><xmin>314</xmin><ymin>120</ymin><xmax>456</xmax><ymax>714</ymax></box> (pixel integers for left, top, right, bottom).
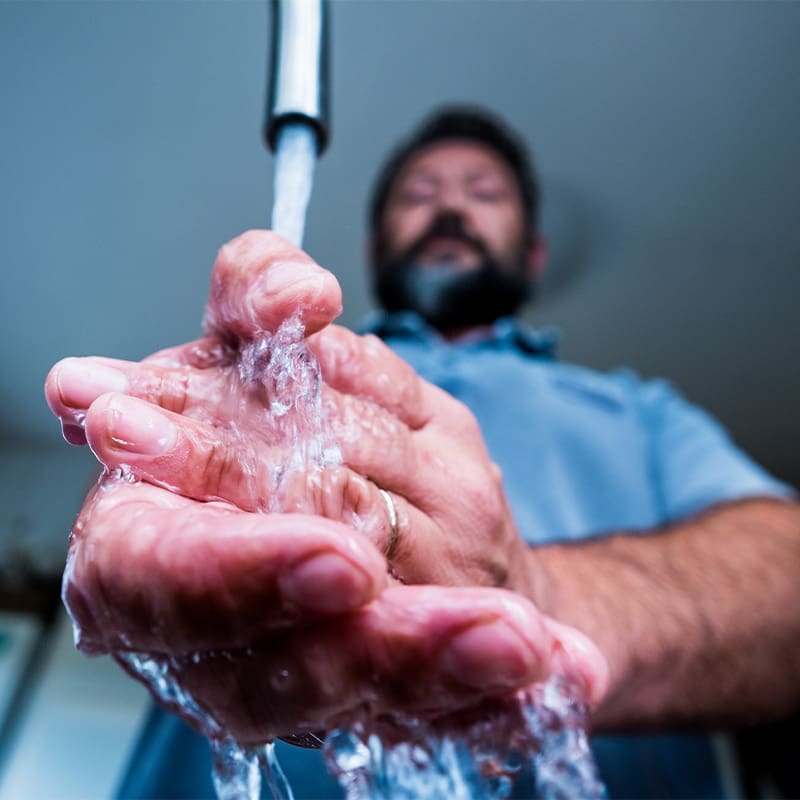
<box><xmin>46</xmin><ymin>230</ymin><xmax>608</xmax><ymax>745</ymax></box>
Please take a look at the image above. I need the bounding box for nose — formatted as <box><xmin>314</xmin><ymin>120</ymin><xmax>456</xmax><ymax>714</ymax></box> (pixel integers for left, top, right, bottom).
<box><xmin>436</xmin><ymin>182</ymin><xmax>471</xmax><ymax>216</ymax></box>
<box><xmin>430</xmin><ymin>185</ymin><xmax>481</xmax><ymax>236</ymax></box>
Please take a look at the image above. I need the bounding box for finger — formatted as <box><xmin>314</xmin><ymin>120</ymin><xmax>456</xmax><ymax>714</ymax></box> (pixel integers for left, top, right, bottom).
<box><xmin>45</xmin><ymin>357</ymin><xmax>128</xmax><ymax>440</ymax></box>
<box><xmin>168</xmin><ymin>585</ymin><xmax>557</xmax><ymax>744</ymax></box>
<box><xmin>310</xmin><ymin>324</ymin><xmax>490</xmax><ymax>456</ymax></box>
<box><xmin>204</xmin><ymin>230</ymin><xmax>342</xmax><ymax>339</ymax></box>
<box><xmin>361</xmin><ymin>585</ymin><xmax>553</xmax><ymax>695</ymax></box>
<box><xmin>64</xmin><ymin>481</ymin><xmax>388</xmax><ymax>656</ymax></box>
<box><xmin>309</xmin><ymin>326</ymin><xmax>436</xmax><ymax>431</ymax></box>
<box><xmin>83</xmin><ymin>392</ymin><xmax>265</xmax><ymax>509</ymax></box>
<box><xmin>310</xmin><ymin>325</ymin><xmax>485</xmax><ymax>445</ymax></box>
<box><xmin>46</xmin><ymin>356</ymin><xmax>226</xmax><ymax>431</ymax></box>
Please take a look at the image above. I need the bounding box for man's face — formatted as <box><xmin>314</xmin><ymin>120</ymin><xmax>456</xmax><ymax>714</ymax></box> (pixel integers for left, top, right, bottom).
<box><xmin>372</xmin><ymin>140</ymin><xmax>536</xmax><ymax>331</ymax></box>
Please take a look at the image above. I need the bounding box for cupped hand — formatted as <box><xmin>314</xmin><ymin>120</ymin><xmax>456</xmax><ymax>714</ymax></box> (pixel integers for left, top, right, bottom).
<box><xmin>64</xmin><ymin>481</ymin><xmax>605</xmax><ymax>745</ymax></box>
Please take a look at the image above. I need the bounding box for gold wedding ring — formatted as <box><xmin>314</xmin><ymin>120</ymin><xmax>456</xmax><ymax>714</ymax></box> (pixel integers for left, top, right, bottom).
<box><xmin>379</xmin><ymin>488</ymin><xmax>399</xmax><ymax>560</ymax></box>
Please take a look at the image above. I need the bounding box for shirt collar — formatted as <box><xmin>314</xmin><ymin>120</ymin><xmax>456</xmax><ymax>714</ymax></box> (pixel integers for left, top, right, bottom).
<box><xmin>359</xmin><ymin>310</ymin><xmax>559</xmax><ymax>358</ymax></box>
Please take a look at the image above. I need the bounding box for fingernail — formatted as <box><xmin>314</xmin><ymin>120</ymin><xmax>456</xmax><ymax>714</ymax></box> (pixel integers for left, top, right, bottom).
<box><xmin>441</xmin><ymin>620</ymin><xmax>537</xmax><ymax>690</ymax></box>
<box><xmin>280</xmin><ymin>552</ymin><xmax>373</xmax><ymax>614</ymax></box>
<box><xmin>107</xmin><ymin>396</ymin><xmax>177</xmax><ymax>455</ymax></box>
<box><xmin>259</xmin><ymin>259</ymin><xmax>321</xmax><ymax>295</ymax></box>
<box><xmin>57</xmin><ymin>359</ymin><xmax>128</xmax><ymax>409</ymax></box>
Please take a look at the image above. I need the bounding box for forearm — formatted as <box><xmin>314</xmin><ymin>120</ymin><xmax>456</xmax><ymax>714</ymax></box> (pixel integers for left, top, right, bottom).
<box><xmin>527</xmin><ymin>497</ymin><xmax>800</xmax><ymax>730</ymax></box>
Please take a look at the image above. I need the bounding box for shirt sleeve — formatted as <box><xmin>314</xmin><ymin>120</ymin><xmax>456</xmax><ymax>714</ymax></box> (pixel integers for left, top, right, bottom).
<box><xmin>637</xmin><ymin>378</ymin><xmax>795</xmax><ymax>521</ymax></box>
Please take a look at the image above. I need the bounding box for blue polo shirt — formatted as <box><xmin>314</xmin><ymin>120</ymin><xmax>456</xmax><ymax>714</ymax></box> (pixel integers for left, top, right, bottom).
<box><xmin>118</xmin><ymin>312</ymin><xmax>792</xmax><ymax>800</ymax></box>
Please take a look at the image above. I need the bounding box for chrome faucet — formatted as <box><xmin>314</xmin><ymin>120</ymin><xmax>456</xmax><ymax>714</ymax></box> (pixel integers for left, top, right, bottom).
<box><xmin>264</xmin><ymin>0</ymin><xmax>330</xmax><ymax>155</ymax></box>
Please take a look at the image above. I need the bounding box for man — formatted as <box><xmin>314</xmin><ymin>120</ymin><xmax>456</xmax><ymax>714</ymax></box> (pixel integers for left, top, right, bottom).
<box><xmin>46</xmin><ymin>107</ymin><xmax>799</xmax><ymax>798</ymax></box>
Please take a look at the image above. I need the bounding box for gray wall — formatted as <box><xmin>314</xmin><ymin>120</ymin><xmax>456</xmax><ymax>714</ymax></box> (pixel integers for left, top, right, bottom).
<box><xmin>2</xmin><ymin>1</ymin><xmax>798</xmax><ymax>509</ymax></box>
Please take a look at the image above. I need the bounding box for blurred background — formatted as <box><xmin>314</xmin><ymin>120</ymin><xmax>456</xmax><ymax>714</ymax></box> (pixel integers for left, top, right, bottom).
<box><xmin>0</xmin><ymin>1</ymin><xmax>798</xmax><ymax>797</ymax></box>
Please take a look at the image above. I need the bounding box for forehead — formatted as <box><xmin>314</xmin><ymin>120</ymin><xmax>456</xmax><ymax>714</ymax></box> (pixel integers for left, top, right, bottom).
<box><xmin>393</xmin><ymin>139</ymin><xmax>517</xmax><ymax>185</ymax></box>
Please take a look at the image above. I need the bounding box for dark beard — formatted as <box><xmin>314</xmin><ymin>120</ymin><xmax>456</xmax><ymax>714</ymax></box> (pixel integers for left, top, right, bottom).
<box><xmin>372</xmin><ymin>214</ymin><xmax>533</xmax><ymax>332</ymax></box>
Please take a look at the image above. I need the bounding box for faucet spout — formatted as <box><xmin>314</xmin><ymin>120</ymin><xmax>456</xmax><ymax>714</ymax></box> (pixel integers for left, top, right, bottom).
<box><xmin>265</xmin><ymin>0</ymin><xmax>330</xmax><ymax>155</ymax></box>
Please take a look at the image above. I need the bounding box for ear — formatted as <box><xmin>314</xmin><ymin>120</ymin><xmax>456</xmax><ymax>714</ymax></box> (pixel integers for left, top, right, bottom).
<box><xmin>525</xmin><ymin>233</ymin><xmax>548</xmax><ymax>280</ymax></box>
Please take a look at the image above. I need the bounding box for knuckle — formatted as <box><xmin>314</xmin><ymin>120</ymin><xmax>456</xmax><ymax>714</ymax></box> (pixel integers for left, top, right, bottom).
<box><xmin>317</xmin><ymin>465</ymin><xmax>348</xmax><ymax>519</ymax></box>
<box><xmin>449</xmin><ymin>399</ymin><xmax>481</xmax><ymax>437</ymax></box>
<box><xmin>320</xmin><ymin>466</ymin><xmax>372</xmax><ymax>522</ymax></box>
<box><xmin>201</xmin><ymin>437</ymin><xmax>235</xmax><ymax>499</ymax></box>
<box><xmin>159</xmin><ymin>369</ymin><xmax>190</xmax><ymax>415</ymax></box>
<box><xmin>462</xmin><ymin>465</ymin><xmax>503</xmax><ymax>521</ymax></box>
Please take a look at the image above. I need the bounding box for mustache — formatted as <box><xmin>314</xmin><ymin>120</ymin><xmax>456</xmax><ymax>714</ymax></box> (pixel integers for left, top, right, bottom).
<box><xmin>403</xmin><ymin>213</ymin><xmax>491</xmax><ymax>264</ymax></box>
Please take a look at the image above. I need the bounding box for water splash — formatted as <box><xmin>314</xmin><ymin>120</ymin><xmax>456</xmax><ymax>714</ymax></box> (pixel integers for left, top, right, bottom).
<box><xmin>210</xmin><ymin>740</ymin><xmax>261</xmax><ymax>800</ymax></box>
<box><xmin>116</xmin><ymin>650</ymin><xmax>298</xmax><ymax>800</ymax></box>
<box><xmin>523</xmin><ymin>679</ymin><xmax>605</xmax><ymax>799</ymax></box>
<box><xmin>208</xmin><ymin>739</ymin><xmax>295</xmax><ymax>800</ymax></box>
<box><xmin>259</xmin><ymin>742</ymin><xmax>295</xmax><ymax>800</ymax></box>
<box><xmin>237</xmin><ymin>315</ymin><xmax>342</xmax><ymax>511</ymax></box>
<box><xmin>324</xmin><ymin>677</ymin><xmax>605</xmax><ymax>800</ymax></box>
<box><xmin>117</xmin><ymin>652</ymin><xmax>221</xmax><ymax>738</ymax></box>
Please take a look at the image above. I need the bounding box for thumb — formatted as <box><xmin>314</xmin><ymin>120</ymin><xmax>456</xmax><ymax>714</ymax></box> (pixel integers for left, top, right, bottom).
<box><xmin>204</xmin><ymin>230</ymin><xmax>342</xmax><ymax>340</ymax></box>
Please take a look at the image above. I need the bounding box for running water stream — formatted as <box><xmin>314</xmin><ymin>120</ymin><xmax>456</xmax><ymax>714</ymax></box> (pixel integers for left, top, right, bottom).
<box><xmin>271</xmin><ymin>124</ymin><xmax>318</xmax><ymax>247</ymax></box>
<box><xmin>101</xmin><ymin>122</ymin><xmax>606</xmax><ymax>799</ymax></box>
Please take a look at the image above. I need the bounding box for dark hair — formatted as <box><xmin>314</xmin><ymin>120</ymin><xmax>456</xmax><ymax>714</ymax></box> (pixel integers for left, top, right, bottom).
<box><xmin>369</xmin><ymin>105</ymin><xmax>540</xmax><ymax>235</ymax></box>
